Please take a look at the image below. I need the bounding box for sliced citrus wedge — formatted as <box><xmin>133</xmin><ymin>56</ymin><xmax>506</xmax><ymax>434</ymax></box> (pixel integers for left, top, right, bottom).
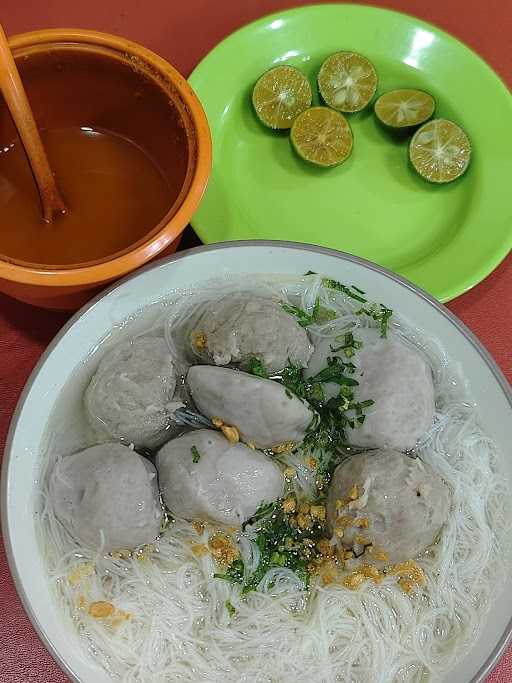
<box><xmin>290</xmin><ymin>106</ymin><xmax>353</xmax><ymax>167</ymax></box>
<box><xmin>374</xmin><ymin>89</ymin><xmax>435</xmax><ymax>130</ymax></box>
<box><xmin>317</xmin><ymin>52</ymin><xmax>377</xmax><ymax>113</ymax></box>
<box><xmin>252</xmin><ymin>65</ymin><xmax>312</xmax><ymax>129</ymax></box>
<box><xmin>409</xmin><ymin>118</ymin><xmax>471</xmax><ymax>183</ymax></box>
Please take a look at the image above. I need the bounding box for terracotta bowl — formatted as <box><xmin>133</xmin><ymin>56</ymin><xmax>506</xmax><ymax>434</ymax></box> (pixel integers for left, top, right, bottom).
<box><xmin>0</xmin><ymin>29</ymin><xmax>211</xmax><ymax>310</ymax></box>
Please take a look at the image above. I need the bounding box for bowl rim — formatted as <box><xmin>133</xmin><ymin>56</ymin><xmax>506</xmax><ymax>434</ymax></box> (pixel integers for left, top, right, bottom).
<box><xmin>1</xmin><ymin>239</ymin><xmax>511</xmax><ymax>683</ymax></box>
<box><xmin>0</xmin><ymin>28</ymin><xmax>212</xmax><ymax>287</ymax></box>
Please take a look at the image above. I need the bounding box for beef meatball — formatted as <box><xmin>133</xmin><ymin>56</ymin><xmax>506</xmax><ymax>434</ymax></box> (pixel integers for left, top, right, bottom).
<box><xmin>84</xmin><ymin>336</ymin><xmax>180</xmax><ymax>449</ymax></box>
<box><xmin>326</xmin><ymin>448</ymin><xmax>450</xmax><ymax>565</ymax></box>
<box><xmin>306</xmin><ymin>327</ymin><xmax>435</xmax><ymax>451</ymax></box>
<box><xmin>190</xmin><ymin>295</ymin><xmax>313</xmax><ymax>374</ymax></box>
<box><xmin>51</xmin><ymin>443</ymin><xmax>163</xmax><ymax>552</ymax></box>
<box><xmin>156</xmin><ymin>429</ymin><xmax>283</xmax><ymax>526</ymax></box>
<box><xmin>187</xmin><ymin>366</ymin><xmax>313</xmax><ymax>450</ymax></box>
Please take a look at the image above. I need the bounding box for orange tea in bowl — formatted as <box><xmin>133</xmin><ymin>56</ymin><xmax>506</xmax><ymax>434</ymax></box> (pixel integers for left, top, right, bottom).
<box><xmin>0</xmin><ymin>30</ymin><xmax>211</xmax><ymax>308</ymax></box>
<box><xmin>0</xmin><ymin>43</ymin><xmax>190</xmax><ymax>267</ymax></box>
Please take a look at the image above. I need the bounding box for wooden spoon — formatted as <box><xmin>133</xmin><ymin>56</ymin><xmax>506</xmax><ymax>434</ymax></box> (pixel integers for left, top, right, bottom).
<box><xmin>0</xmin><ymin>23</ymin><xmax>66</xmax><ymax>222</ymax></box>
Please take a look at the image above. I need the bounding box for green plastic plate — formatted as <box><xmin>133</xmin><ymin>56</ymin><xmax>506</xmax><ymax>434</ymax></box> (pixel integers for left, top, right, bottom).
<box><xmin>189</xmin><ymin>4</ymin><xmax>512</xmax><ymax>301</ymax></box>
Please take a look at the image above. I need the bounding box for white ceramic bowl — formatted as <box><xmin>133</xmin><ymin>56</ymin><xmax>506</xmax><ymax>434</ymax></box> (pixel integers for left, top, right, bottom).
<box><xmin>2</xmin><ymin>241</ymin><xmax>511</xmax><ymax>682</ymax></box>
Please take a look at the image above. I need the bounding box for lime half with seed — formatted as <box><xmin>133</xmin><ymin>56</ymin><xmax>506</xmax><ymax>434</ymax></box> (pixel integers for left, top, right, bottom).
<box><xmin>252</xmin><ymin>65</ymin><xmax>312</xmax><ymax>130</ymax></box>
<box><xmin>374</xmin><ymin>89</ymin><xmax>435</xmax><ymax>130</ymax></box>
<box><xmin>290</xmin><ymin>107</ymin><xmax>353</xmax><ymax>167</ymax></box>
<box><xmin>318</xmin><ymin>52</ymin><xmax>377</xmax><ymax>113</ymax></box>
<box><xmin>409</xmin><ymin>118</ymin><xmax>471</xmax><ymax>183</ymax></box>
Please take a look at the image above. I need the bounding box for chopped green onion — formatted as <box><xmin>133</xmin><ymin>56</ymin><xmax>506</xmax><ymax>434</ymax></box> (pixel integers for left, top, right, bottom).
<box><xmin>281</xmin><ymin>297</ymin><xmax>336</xmax><ymax>327</ymax></box>
<box><xmin>191</xmin><ymin>446</ymin><xmax>201</xmax><ymax>463</ymax></box>
<box><xmin>310</xmin><ymin>357</ymin><xmax>359</xmax><ymax>386</ymax></box>
<box><xmin>247</xmin><ymin>357</ymin><xmax>268</xmax><ymax>378</ymax></box>
<box><xmin>322</xmin><ymin>278</ymin><xmax>393</xmax><ymax>336</ymax></box>
<box><xmin>322</xmin><ymin>278</ymin><xmax>368</xmax><ymax>303</ymax></box>
<box><xmin>356</xmin><ymin>304</ymin><xmax>393</xmax><ymax>337</ymax></box>
<box><xmin>214</xmin><ymin>558</ymin><xmax>245</xmax><ymax>584</ymax></box>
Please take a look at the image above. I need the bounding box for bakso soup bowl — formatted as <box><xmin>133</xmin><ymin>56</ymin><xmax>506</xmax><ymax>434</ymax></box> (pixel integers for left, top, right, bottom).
<box><xmin>0</xmin><ymin>29</ymin><xmax>211</xmax><ymax>311</ymax></box>
<box><xmin>2</xmin><ymin>241</ymin><xmax>511</xmax><ymax>683</ymax></box>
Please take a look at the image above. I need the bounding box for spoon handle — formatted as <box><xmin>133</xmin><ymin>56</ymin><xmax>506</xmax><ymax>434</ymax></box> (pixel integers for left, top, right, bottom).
<box><xmin>0</xmin><ymin>23</ymin><xmax>66</xmax><ymax>222</ymax></box>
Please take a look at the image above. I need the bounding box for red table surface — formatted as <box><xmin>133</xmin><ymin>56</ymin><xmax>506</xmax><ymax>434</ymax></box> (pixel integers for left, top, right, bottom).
<box><xmin>0</xmin><ymin>1</ymin><xmax>511</xmax><ymax>681</ymax></box>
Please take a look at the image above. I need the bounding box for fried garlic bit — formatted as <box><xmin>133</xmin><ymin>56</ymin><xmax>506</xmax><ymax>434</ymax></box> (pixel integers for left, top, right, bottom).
<box><xmin>272</xmin><ymin>441</ymin><xmax>295</xmax><ymax>454</ymax></box>
<box><xmin>211</xmin><ymin>417</ymin><xmax>240</xmax><ymax>443</ymax></box>
<box><xmin>305</xmin><ymin>456</ymin><xmax>318</xmax><ymax>470</ymax></box>
<box><xmin>310</xmin><ymin>505</ymin><xmax>326</xmax><ymax>521</ymax></box>
<box><xmin>284</xmin><ymin>466</ymin><xmax>296</xmax><ymax>480</ymax></box>
<box><xmin>297</xmin><ymin>512</ymin><xmax>312</xmax><ymax>530</ymax></box>
<box><xmin>342</xmin><ymin>564</ymin><xmax>384</xmax><ymax>590</ymax></box>
<box><xmin>284</xmin><ymin>497</ymin><xmax>326</xmax><ymax>534</ymax></box>
<box><xmin>398</xmin><ymin>577</ymin><xmax>415</xmax><ymax>593</ymax></box>
<box><xmin>315</xmin><ymin>476</ymin><xmax>326</xmax><ymax>493</ymax></box>
<box><xmin>192</xmin><ymin>519</ymin><xmax>206</xmax><ymax>535</ymax></box>
<box><xmin>88</xmin><ymin>600</ymin><xmax>132</xmax><ymax>625</ymax></box>
<box><xmin>307</xmin><ymin>561</ymin><xmax>320</xmax><ymax>576</ymax></box>
<box><xmin>221</xmin><ymin>424</ymin><xmax>240</xmax><ymax>443</ymax></box>
<box><xmin>342</xmin><ymin>572</ymin><xmax>367</xmax><ymax>589</ymax></box>
<box><xmin>333</xmin><ymin>515</ymin><xmax>354</xmax><ymax>538</ymax></box>
<box><xmin>192</xmin><ymin>331</ymin><xmax>208</xmax><ymax>350</ymax></box>
<box><xmin>316</xmin><ymin>538</ymin><xmax>336</xmax><ymax>559</ymax></box>
<box><xmin>209</xmin><ymin>533</ymin><xmax>239</xmax><ymax>566</ymax></box>
<box><xmin>390</xmin><ymin>559</ymin><xmax>426</xmax><ymax>593</ymax></box>
<box><xmin>349</xmin><ymin>484</ymin><xmax>359</xmax><ymax>501</ymax></box>
<box><xmin>68</xmin><ymin>563</ymin><xmax>94</xmax><ymax>586</ymax></box>
<box><xmin>89</xmin><ymin>601</ymin><xmax>115</xmax><ymax>618</ymax></box>
<box><xmin>282</xmin><ymin>497</ymin><xmax>297</xmax><ymax>514</ymax></box>
<box><xmin>341</xmin><ymin>558</ymin><xmax>426</xmax><ymax>593</ymax></box>
<box><xmin>320</xmin><ymin>560</ymin><xmax>338</xmax><ymax>586</ymax></box>
<box><xmin>335</xmin><ymin>484</ymin><xmax>361</xmax><ymax>513</ymax></box>
<box><xmin>360</xmin><ymin>564</ymin><xmax>382</xmax><ymax>583</ymax></box>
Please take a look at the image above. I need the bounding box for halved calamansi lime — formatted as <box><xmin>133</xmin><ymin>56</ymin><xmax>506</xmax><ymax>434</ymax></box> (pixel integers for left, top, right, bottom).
<box><xmin>409</xmin><ymin>118</ymin><xmax>471</xmax><ymax>183</ymax></box>
<box><xmin>290</xmin><ymin>107</ymin><xmax>353</xmax><ymax>167</ymax></box>
<box><xmin>317</xmin><ymin>52</ymin><xmax>377</xmax><ymax>113</ymax></box>
<box><xmin>252</xmin><ymin>65</ymin><xmax>312</xmax><ymax>130</ymax></box>
<box><xmin>374</xmin><ymin>89</ymin><xmax>435</xmax><ymax>130</ymax></box>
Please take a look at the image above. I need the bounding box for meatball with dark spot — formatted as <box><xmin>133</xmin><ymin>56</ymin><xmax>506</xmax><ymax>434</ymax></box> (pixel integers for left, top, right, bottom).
<box><xmin>326</xmin><ymin>448</ymin><xmax>450</xmax><ymax>565</ymax></box>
